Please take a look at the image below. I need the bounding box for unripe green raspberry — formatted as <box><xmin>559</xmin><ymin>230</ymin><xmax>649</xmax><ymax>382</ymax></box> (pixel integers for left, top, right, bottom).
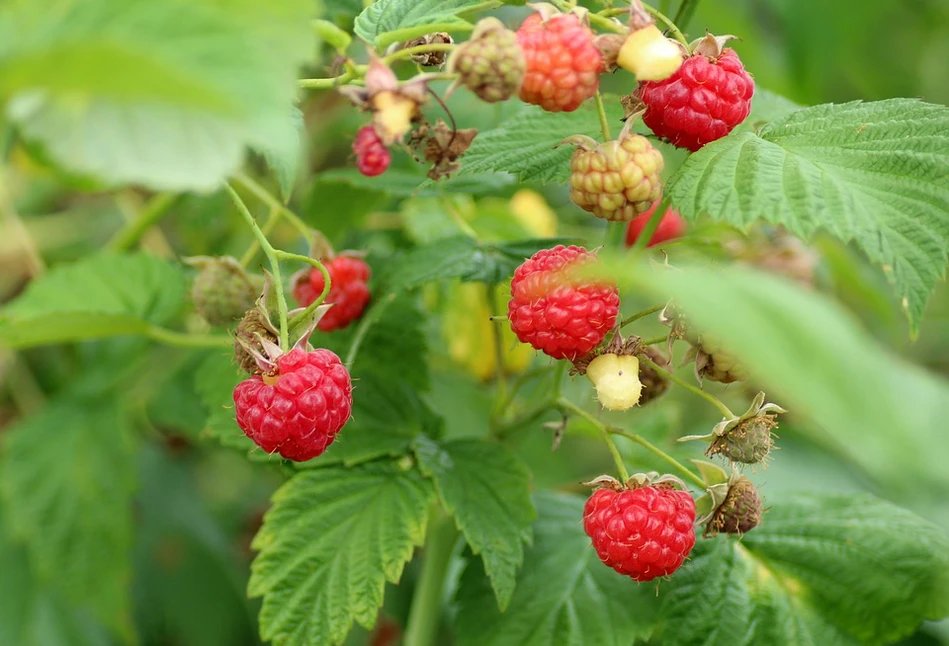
<box><xmin>708</xmin><ymin>414</ymin><xmax>776</xmax><ymax>464</ymax></box>
<box><xmin>448</xmin><ymin>17</ymin><xmax>526</xmax><ymax>103</ymax></box>
<box><xmin>705</xmin><ymin>476</ymin><xmax>763</xmax><ymax>536</ymax></box>
<box><xmin>188</xmin><ymin>256</ymin><xmax>259</xmax><ymax>326</ymax></box>
<box><xmin>695</xmin><ymin>337</ymin><xmax>749</xmax><ymax>383</ymax></box>
<box><xmin>567</xmin><ymin>132</ymin><xmax>664</xmax><ymax>221</ymax></box>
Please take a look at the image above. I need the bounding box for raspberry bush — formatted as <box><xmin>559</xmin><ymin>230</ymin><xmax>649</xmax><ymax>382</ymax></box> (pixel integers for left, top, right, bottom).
<box><xmin>1</xmin><ymin>1</ymin><xmax>949</xmax><ymax>645</ymax></box>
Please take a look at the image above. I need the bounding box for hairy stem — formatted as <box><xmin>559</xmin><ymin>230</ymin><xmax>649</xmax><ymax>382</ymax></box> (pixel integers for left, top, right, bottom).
<box><xmin>639</xmin><ymin>356</ymin><xmax>734</xmax><ymax>418</ymax></box>
<box><xmin>232</xmin><ymin>171</ymin><xmax>312</xmax><ymax>241</ymax></box>
<box><xmin>403</xmin><ymin>508</ymin><xmax>460</xmax><ymax>646</ymax></box>
<box><xmin>557</xmin><ymin>398</ymin><xmax>630</xmax><ymax>481</ymax></box>
<box><xmin>240</xmin><ymin>206</ymin><xmax>281</xmax><ymax>268</ymax></box>
<box><xmin>594</xmin><ymin>91</ymin><xmax>612</xmax><ymax>141</ymax></box>
<box><xmin>609</xmin><ymin>429</ymin><xmax>706</xmax><ymax>489</ymax></box>
<box><xmin>621</xmin><ymin>303</ymin><xmax>664</xmax><ymax>328</ymax></box>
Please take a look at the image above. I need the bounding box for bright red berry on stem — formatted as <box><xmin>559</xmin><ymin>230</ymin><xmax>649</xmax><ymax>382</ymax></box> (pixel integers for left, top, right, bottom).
<box><xmin>507</xmin><ymin>245</ymin><xmax>619</xmax><ymax>361</ymax></box>
<box><xmin>625</xmin><ymin>202</ymin><xmax>687</xmax><ymax>247</ymax></box>
<box><xmin>233</xmin><ymin>348</ymin><xmax>353</xmax><ymax>461</ymax></box>
<box><xmin>353</xmin><ymin>125</ymin><xmax>391</xmax><ymax>176</ymax></box>
<box><xmin>516</xmin><ymin>12</ymin><xmax>603</xmax><ymax>113</ymax></box>
<box><xmin>292</xmin><ymin>256</ymin><xmax>371</xmax><ymax>332</ymax></box>
<box><xmin>637</xmin><ymin>44</ymin><xmax>754</xmax><ymax>152</ymax></box>
<box><xmin>583</xmin><ymin>485</ymin><xmax>696</xmax><ymax>581</ymax></box>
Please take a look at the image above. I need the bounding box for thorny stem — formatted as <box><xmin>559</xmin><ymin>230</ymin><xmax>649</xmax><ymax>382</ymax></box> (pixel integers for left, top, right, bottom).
<box><xmin>639</xmin><ymin>356</ymin><xmax>735</xmax><ymax>418</ymax></box>
<box><xmin>629</xmin><ymin>195</ymin><xmax>670</xmax><ymax>254</ymax></box>
<box><xmin>403</xmin><ymin>507</ymin><xmax>460</xmax><ymax>646</ymax></box>
<box><xmin>621</xmin><ymin>303</ymin><xmax>664</xmax><ymax>327</ymax></box>
<box><xmin>557</xmin><ymin>397</ymin><xmax>630</xmax><ymax>481</ymax></box>
<box><xmin>345</xmin><ymin>291</ymin><xmax>397</xmax><ymax>367</ymax></box>
<box><xmin>609</xmin><ymin>428</ymin><xmax>706</xmax><ymax>489</ymax></box>
<box><xmin>240</xmin><ymin>206</ymin><xmax>281</xmax><ymax>268</ymax></box>
<box><xmin>225</xmin><ymin>183</ymin><xmax>291</xmax><ymax>350</ymax></box>
<box><xmin>231</xmin><ymin>171</ymin><xmax>312</xmax><ymax>241</ymax></box>
<box><xmin>108</xmin><ymin>193</ymin><xmax>179</xmax><ymax>252</ymax></box>
<box><xmin>277</xmin><ymin>251</ymin><xmax>333</xmax><ymax>327</ymax></box>
<box><xmin>593</xmin><ymin>91</ymin><xmax>612</xmax><ymax>141</ymax></box>
<box><xmin>383</xmin><ymin>43</ymin><xmax>456</xmax><ymax>65</ymax></box>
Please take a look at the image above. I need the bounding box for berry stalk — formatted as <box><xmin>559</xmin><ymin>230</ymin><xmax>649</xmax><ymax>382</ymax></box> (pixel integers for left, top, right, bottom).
<box><xmin>225</xmin><ymin>183</ymin><xmax>291</xmax><ymax>350</ymax></box>
<box><xmin>593</xmin><ymin>91</ymin><xmax>612</xmax><ymax>141</ymax></box>
<box><xmin>278</xmin><ymin>250</ymin><xmax>333</xmax><ymax>326</ymax></box>
<box><xmin>620</xmin><ymin>303</ymin><xmax>665</xmax><ymax>327</ymax></box>
<box><xmin>232</xmin><ymin>172</ymin><xmax>312</xmax><ymax>241</ymax></box>
<box><xmin>608</xmin><ymin>428</ymin><xmax>706</xmax><ymax>489</ymax></box>
<box><xmin>639</xmin><ymin>355</ymin><xmax>735</xmax><ymax>418</ymax></box>
<box><xmin>239</xmin><ymin>205</ymin><xmax>280</xmax><ymax>267</ymax></box>
<box><xmin>557</xmin><ymin>397</ymin><xmax>630</xmax><ymax>481</ymax></box>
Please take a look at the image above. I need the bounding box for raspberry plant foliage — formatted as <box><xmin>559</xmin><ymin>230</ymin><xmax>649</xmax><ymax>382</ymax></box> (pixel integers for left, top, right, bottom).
<box><xmin>1</xmin><ymin>0</ymin><xmax>949</xmax><ymax>645</ymax></box>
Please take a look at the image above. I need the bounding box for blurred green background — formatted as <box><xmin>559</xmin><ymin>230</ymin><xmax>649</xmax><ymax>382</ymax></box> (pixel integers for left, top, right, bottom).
<box><xmin>2</xmin><ymin>0</ymin><xmax>948</xmax><ymax>644</ymax></box>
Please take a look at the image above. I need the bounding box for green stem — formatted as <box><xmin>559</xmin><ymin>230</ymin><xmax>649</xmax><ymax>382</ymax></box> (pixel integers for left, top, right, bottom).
<box><xmin>593</xmin><ymin>91</ymin><xmax>612</xmax><ymax>141</ymax></box>
<box><xmin>639</xmin><ymin>356</ymin><xmax>734</xmax><ymax>418</ymax></box>
<box><xmin>583</xmin><ymin>8</ymin><xmax>627</xmax><ymax>33</ymax></box>
<box><xmin>604</xmin><ymin>220</ymin><xmax>627</xmax><ymax>249</ymax></box>
<box><xmin>240</xmin><ymin>206</ymin><xmax>281</xmax><ymax>268</ymax></box>
<box><xmin>629</xmin><ymin>195</ymin><xmax>670</xmax><ymax>253</ymax></box>
<box><xmin>232</xmin><ymin>171</ymin><xmax>312</xmax><ymax>241</ymax></box>
<box><xmin>403</xmin><ymin>508</ymin><xmax>460</xmax><ymax>646</ymax></box>
<box><xmin>489</xmin><ymin>286</ymin><xmax>508</xmax><ymax>417</ymax></box>
<box><xmin>108</xmin><ymin>193</ymin><xmax>179</xmax><ymax>252</ymax></box>
<box><xmin>641</xmin><ymin>4</ymin><xmax>690</xmax><ymax>48</ymax></box>
<box><xmin>277</xmin><ymin>251</ymin><xmax>333</xmax><ymax>326</ymax></box>
<box><xmin>383</xmin><ymin>42</ymin><xmax>456</xmax><ymax>65</ymax></box>
<box><xmin>556</xmin><ymin>398</ymin><xmax>630</xmax><ymax>481</ymax></box>
<box><xmin>621</xmin><ymin>303</ymin><xmax>664</xmax><ymax>327</ymax></box>
<box><xmin>641</xmin><ymin>334</ymin><xmax>668</xmax><ymax>346</ymax></box>
<box><xmin>299</xmin><ymin>70</ymin><xmax>353</xmax><ymax>89</ymax></box>
<box><xmin>145</xmin><ymin>325</ymin><xmax>233</xmax><ymax>349</ymax></box>
<box><xmin>609</xmin><ymin>428</ymin><xmax>706</xmax><ymax>489</ymax></box>
<box><xmin>673</xmin><ymin>0</ymin><xmax>701</xmax><ymax>34</ymax></box>
<box><xmin>345</xmin><ymin>291</ymin><xmax>397</xmax><ymax>366</ymax></box>
<box><xmin>225</xmin><ymin>183</ymin><xmax>290</xmax><ymax>350</ymax></box>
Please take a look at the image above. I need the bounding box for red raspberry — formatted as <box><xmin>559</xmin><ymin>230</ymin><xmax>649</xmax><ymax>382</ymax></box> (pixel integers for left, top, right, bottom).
<box><xmin>292</xmin><ymin>256</ymin><xmax>371</xmax><ymax>332</ymax></box>
<box><xmin>583</xmin><ymin>485</ymin><xmax>696</xmax><ymax>582</ymax></box>
<box><xmin>233</xmin><ymin>348</ymin><xmax>353</xmax><ymax>461</ymax></box>
<box><xmin>516</xmin><ymin>12</ymin><xmax>603</xmax><ymax>113</ymax></box>
<box><xmin>507</xmin><ymin>245</ymin><xmax>619</xmax><ymax>361</ymax></box>
<box><xmin>637</xmin><ymin>48</ymin><xmax>754</xmax><ymax>151</ymax></box>
<box><xmin>625</xmin><ymin>203</ymin><xmax>687</xmax><ymax>247</ymax></box>
<box><xmin>353</xmin><ymin>125</ymin><xmax>391</xmax><ymax>176</ymax></box>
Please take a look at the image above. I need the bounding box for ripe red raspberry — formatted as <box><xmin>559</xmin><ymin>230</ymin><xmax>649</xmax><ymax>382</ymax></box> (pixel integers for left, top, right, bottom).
<box><xmin>233</xmin><ymin>348</ymin><xmax>352</xmax><ymax>461</ymax></box>
<box><xmin>637</xmin><ymin>46</ymin><xmax>754</xmax><ymax>151</ymax></box>
<box><xmin>507</xmin><ymin>245</ymin><xmax>619</xmax><ymax>361</ymax></box>
<box><xmin>568</xmin><ymin>132</ymin><xmax>664</xmax><ymax>221</ymax></box>
<box><xmin>583</xmin><ymin>484</ymin><xmax>696</xmax><ymax>582</ymax></box>
<box><xmin>292</xmin><ymin>255</ymin><xmax>371</xmax><ymax>332</ymax></box>
<box><xmin>353</xmin><ymin>125</ymin><xmax>391</xmax><ymax>176</ymax></box>
<box><xmin>625</xmin><ymin>203</ymin><xmax>687</xmax><ymax>247</ymax></box>
<box><xmin>516</xmin><ymin>12</ymin><xmax>603</xmax><ymax>113</ymax></box>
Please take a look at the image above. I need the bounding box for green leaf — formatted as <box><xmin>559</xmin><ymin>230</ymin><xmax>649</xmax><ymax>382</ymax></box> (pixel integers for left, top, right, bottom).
<box><xmin>414</xmin><ymin>436</ymin><xmax>535</xmax><ymax>610</ymax></box>
<box><xmin>0</xmin><ymin>252</ymin><xmax>185</xmax><ymax>348</ymax></box>
<box><xmin>354</xmin><ymin>0</ymin><xmax>496</xmax><ymax>47</ymax></box>
<box><xmin>248</xmin><ymin>461</ymin><xmax>435</xmax><ymax>646</ymax></box>
<box><xmin>659</xmin><ymin>494</ymin><xmax>949</xmax><ymax>645</ymax></box>
<box><xmin>257</xmin><ymin>107</ymin><xmax>304</xmax><ymax>202</ymax></box>
<box><xmin>666</xmin><ymin>99</ymin><xmax>949</xmax><ymax>329</ymax></box>
<box><xmin>613</xmin><ymin>260</ymin><xmax>949</xmax><ymax>497</ymax></box>
<box><xmin>455</xmin><ymin>492</ymin><xmax>658</xmax><ymax>646</ymax></box>
<box><xmin>739</xmin><ymin>88</ymin><xmax>803</xmax><ymax>133</ymax></box>
<box><xmin>0</xmin><ymin>0</ymin><xmax>312</xmax><ymax>190</ymax></box>
<box><xmin>385</xmin><ymin>235</ymin><xmax>578</xmax><ymax>289</ymax></box>
<box><xmin>0</xmin><ymin>506</ymin><xmax>113</xmax><ymax>646</ymax></box>
<box><xmin>0</xmin><ymin>399</ymin><xmax>138</xmax><ymax>638</ymax></box>
<box><xmin>459</xmin><ymin>100</ymin><xmax>628</xmax><ymax>183</ymax></box>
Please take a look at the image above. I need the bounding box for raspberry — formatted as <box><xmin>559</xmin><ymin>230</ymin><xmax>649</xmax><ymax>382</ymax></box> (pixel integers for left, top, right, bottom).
<box><xmin>625</xmin><ymin>203</ymin><xmax>686</xmax><ymax>247</ymax></box>
<box><xmin>188</xmin><ymin>256</ymin><xmax>259</xmax><ymax>326</ymax></box>
<box><xmin>507</xmin><ymin>245</ymin><xmax>619</xmax><ymax>361</ymax></box>
<box><xmin>233</xmin><ymin>348</ymin><xmax>353</xmax><ymax>461</ymax></box>
<box><xmin>694</xmin><ymin>338</ymin><xmax>749</xmax><ymax>383</ymax></box>
<box><xmin>583</xmin><ymin>484</ymin><xmax>696</xmax><ymax>581</ymax></box>
<box><xmin>616</xmin><ymin>24</ymin><xmax>683</xmax><ymax>81</ymax></box>
<box><xmin>448</xmin><ymin>17</ymin><xmax>525</xmax><ymax>103</ymax></box>
<box><xmin>567</xmin><ymin>133</ymin><xmax>664</xmax><ymax>221</ymax></box>
<box><xmin>516</xmin><ymin>12</ymin><xmax>603</xmax><ymax>113</ymax></box>
<box><xmin>353</xmin><ymin>125</ymin><xmax>391</xmax><ymax>176</ymax></box>
<box><xmin>292</xmin><ymin>255</ymin><xmax>371</xmax><ymax>332</ymax></box>
<box><xmin>705</xmin><ymin>476</ymin><xmax>763</xmax><ymax>536</ymax></box>
<box><xmin>637</xmin><ymin>43</ymin><xmax>754</xmax><ymax>152</ymax></box>
<box><xmin>586</xmin><ymin>353</ymin><xmax>642</xmax><ymax>411</ymax></box>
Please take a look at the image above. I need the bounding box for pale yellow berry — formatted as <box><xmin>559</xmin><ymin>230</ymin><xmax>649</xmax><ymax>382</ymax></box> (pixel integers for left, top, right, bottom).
<box><xmin>586</xmin><ymin>354</ymin><xmax>643</xmax><ymax>411</ymax></box>
<box><xmin>617</xmin><ymin>25</ymin><xmax>683</xmax><ymax>82</ymax></box>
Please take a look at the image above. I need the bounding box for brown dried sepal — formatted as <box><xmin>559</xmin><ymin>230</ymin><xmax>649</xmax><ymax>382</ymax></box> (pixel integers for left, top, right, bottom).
<box><xmin>409</xmin><ymin>119</ymin><xmax>478</xmax><ymax>180</ymax></box>
<box><xmin>402</xmin><ymin>32</ymin><xmax>454</xmax><ymax>67</ymax></box>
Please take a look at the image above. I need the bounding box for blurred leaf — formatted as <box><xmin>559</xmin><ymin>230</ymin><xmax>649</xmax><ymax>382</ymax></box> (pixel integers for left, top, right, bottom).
<box><xmin>0</xmin><ymin>0</ymin><xmax>312</xmax><ymax>190</ymax></box>
<box><xmin>385</xmin><ymin>235</ymin><xmax>577</xmax><ymax>289</ymax></box>
<box><xmin>614</xmin><ymin>260</ymin><xmax>949</xmax><ymax>496</ymax></box>
<box><xmin>0</xmin><ymin>252</ymin><xmax>185</xmax><ymax>348</ymax></box>
<box><xmin>414</xmin><ymin>436</ymin><xmax>535</xmax><ymax>610</ymax></box>
<box><xmin>0</xmin><ymin>506</ymin><xmax>113</xmax><ymax>646</ymax></box>
<box><xmin>0</xmin><ymin>399</ymin><xmax>138</xmax><ymax>638</ymax></box>
<box><xmin>660</xmin><ymin>494</ymin><xmax>949</xmax><ymax>645</ymax></box>
<box><xmin>317</xmin><ymin>167</ymin><xmax>516</xmax><ymax>197</ymax></box>
<box><xmin>354</xmin><ymin>0</ymin><xmax>496</xmax><ymax>47</ymax></box>
<box><xmin>459</xmin><ymin>100</ymin><xmax>628</xmax><ymax>183</ymax></box>
<box><xmin>248</xmin><ymin>461</ymin><xmax>435</xmax><ymax>646</ymax></box>
<box><xmin>258</xmin><ymin>107</ymin><xmax>304</xmax><ymax>202</ymax></box>
<box><xmin>667</xmin><ymin>99</ymin><xmax>949</xmax><ymax>330</ymax></box>
<box><xmin>454</xmin><ymin>492</ymin><xmax>658</xmax><ymax>646</ymax></box>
